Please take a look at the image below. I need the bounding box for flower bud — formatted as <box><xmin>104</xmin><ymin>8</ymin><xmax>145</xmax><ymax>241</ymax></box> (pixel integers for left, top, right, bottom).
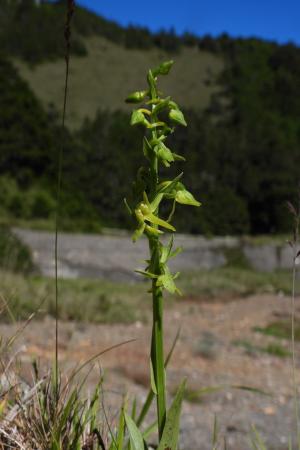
<box><xmin>135</xmin><ymin>208</ymin><xmax>144</xmax><ymax>222</ymax></box>
<box><xmin>130</xmin><ymin>110</ymin><xmax>146</xmax><ymax>126</ymax></box>
<box><xmin>175</xmin><ymin>184</ymin><xmax>201</xmax><ymax>206</ymax></box>
<box><xmin>140</xmin><ymin>203</ymin><xmax>150</xmax><ymax>215</ymax></box>
<box><xmin>125</xmin><ymin>90</ymin><xmax>148</xmax><ymax>104</ymax></box>
<box><xmin>152</xmin><ymin>60</ymin><xmax>174</xmax><ymax>77</ymax></box>
<box><xmin>155</xmin><ymin>142</ymin><xmax>174</xmax><ymax>167</ymax></box>
<box><xmin>169</xmin><ymin>109</ymin><xmax>187</xmax><ymax>127</ymax></box>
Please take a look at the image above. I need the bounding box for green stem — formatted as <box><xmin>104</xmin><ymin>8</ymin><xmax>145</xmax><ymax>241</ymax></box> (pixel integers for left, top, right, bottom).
<box><xmin>150</xmin><ymin>238</ymin><xmax>166</xmax><ymax>438</ymax></box>
<box><xmin>147</xmin><ymin>69</ymin><xmax>167</xmax><ymax>439</ymax></box>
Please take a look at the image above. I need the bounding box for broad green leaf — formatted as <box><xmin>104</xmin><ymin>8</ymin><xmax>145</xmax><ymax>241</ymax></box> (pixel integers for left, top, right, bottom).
<box><xmin>131</xmin><ymin>110</ymin><xmax>146</xmax><ymax>126</ymax></box>
<box><xmin>126</xmin><ymin>90</ymin><xmax>148</xmax><ymax>104</ymax></box>
<box><xmin>124</xmin><ymin>412</ymin><xmax>145</xmax><ymax>450</ymax></box>
<box><xmin>169</xmin><ymin>109</ymin><xmax>187</xmax><ymax>127</ymax></box>
<box><xmin>152</xmin><ymin>60</ymin><xmax>174</xmax><ymax>77</ymax></box>
<box><xmin>157</xmin><ymin>379</ymin><xmax>186</xmax><ymax>450</ymax></box>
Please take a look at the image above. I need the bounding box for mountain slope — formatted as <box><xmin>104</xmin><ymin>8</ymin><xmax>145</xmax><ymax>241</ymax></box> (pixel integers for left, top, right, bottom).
<box><xmin>14</xmin><ymin>36</ymin><xmax>224</xmax><ymax>129</ymax></box>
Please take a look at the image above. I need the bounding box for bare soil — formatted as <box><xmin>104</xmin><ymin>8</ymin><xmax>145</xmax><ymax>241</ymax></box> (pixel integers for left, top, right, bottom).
<box><xmin>2</xmin><ymin>293</ymin><xmax>300</xmax><ymax>450</ymax></box>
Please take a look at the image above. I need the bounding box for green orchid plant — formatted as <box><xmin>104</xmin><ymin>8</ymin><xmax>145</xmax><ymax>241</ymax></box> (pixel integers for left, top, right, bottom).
<box><xmin>124</xmin><ymin>60</ymin><xmax>200</xmax><ymax>448</ymax></box>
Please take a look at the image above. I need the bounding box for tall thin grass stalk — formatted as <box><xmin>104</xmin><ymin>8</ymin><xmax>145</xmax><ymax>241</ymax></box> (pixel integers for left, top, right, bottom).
<box><xmin>54</xmin><ymin>0</ymin><xmax>75</xmax><ymax>403</ymax></box>
<box><xmin>291</xmin><ymin>258</ymin><xmax>300</xmax><ymax>448</ymax></box>
<box><xmin>287</xmin><ymin>197</ymin><xmax>300</xmax><ymax>448</ymax></box>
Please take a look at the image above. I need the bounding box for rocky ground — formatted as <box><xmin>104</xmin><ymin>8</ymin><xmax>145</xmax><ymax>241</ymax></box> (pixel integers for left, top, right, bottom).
<box><xmin>2</xmin><ymin>293</ymin><xmax>300</xmax><ymax>449</ymax></box>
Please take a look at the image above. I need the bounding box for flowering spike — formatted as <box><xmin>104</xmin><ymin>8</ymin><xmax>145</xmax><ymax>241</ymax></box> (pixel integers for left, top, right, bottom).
<box><xmin>125</xmin><ymin>61</ymin><xmax>201</xmax><ymax>441</ymax></box>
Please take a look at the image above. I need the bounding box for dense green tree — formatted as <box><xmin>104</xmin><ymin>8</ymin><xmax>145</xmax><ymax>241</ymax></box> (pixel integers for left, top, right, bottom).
<box><xmin>0</xmin><ymin>56</ymin><xmax>54</xmax><ymax>182</ymax></box>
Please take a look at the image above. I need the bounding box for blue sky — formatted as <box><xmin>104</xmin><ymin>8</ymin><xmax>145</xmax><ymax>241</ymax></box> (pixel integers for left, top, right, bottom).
<box><xmin>76</xmin><ymin>0</ymin><xmax>300</xmax><ymax>45</ymax></box>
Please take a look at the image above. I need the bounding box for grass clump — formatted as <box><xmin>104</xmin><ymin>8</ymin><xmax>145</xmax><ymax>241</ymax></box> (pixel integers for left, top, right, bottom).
<box><xmin>178</xmin><ymin>267</ymin><xmax>292</xmax><ymax>299</ymax></box>
<box><xmin>264</xmin><ymin>343</ymin><xmax>291</xmax><ymax>358</ymax></box>
<box><xmin>2</xmin><ymin>375</ymin><xmax>105</xmax><ymax>449</ymax></box>
<box><xmin>79</xmin><ymin>293</ymin><xmax>137</xmax><ymax>324</ymax></box>
<box><xmin>183</xmin><ymin>388</ymin><xmax>205</xmax><ymax>404</ymax></box>
<box><xmin>233</xmin><ymin>339</ymin><xmax>259</xmax><ymax>356</ymax></box>
<box><xmin>0</xmin><ymin>291</ymin><xmax>107</xmax><ymax>449</ymax></box>
<box><xmin>254</xmin><ymin>320</ymin><xmax>300</xmax><ymax>341</ymax></box>
<box><xmin>0</xmin><ymin>266</ymin><xmax>295</xmax><ymax>323</ymax></box>
<box><xmin>0</xmin><ymin>348</ymin><xmax>110</xmax><ymax>450</ymax></box>
<box><xmin>233</xmin><ymin>339</ymin><xmax>291</xmax><ymax>358</ymax></box>
<box><xmin>0</xmin><ymin>272</ymin><xmax>143</xmax><ymax>324</ymax></box>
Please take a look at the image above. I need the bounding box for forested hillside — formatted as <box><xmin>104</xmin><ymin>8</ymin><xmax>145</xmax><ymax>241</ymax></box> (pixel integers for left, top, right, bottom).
<box><xmin>0</xmin><ymin>0</ymin><xmax>299</xmax><ymax>235</ymax></box>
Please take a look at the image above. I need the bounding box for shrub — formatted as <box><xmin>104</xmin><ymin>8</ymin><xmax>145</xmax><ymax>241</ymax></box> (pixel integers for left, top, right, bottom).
<box><xmin>29</xmin><ymin>189</ymin><xmax>55</xmax><ymax>218</ymax></box>
<box><xmin>0</xmin><ymin>225</ymin><xmax>34</xmax><ymax>274</ymax></box>
<box><xmin>8</xmin><ymin>193</ymin><xmax>27</xmax><ymax>218</ymax></box>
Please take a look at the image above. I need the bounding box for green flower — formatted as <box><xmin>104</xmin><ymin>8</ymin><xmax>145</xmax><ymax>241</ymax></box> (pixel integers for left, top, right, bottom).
<box><xmin>133</xmin><ymin>193</ymin><xmax>175</xmax><ymax>242</ymax></box>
